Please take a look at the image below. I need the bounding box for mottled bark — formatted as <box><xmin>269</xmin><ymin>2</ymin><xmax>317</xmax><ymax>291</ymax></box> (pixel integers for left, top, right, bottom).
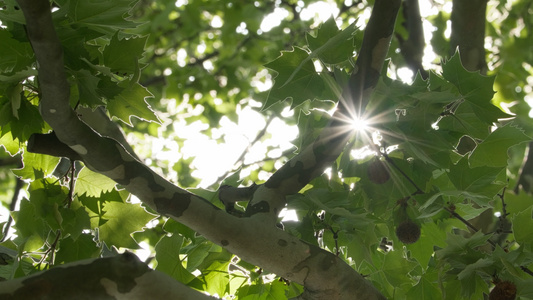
<box><xmin>15</xmin><ymin>0</ymin><xmax>394</xmax><ymax>298</ymax></box>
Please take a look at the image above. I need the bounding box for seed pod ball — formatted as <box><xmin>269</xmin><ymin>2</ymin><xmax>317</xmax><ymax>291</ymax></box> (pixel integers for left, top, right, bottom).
<box><xmin>367</xmin><ymin>160</ymin><xmax>390</xmax><ymax>184</ymax></box>
<box><xmin>489</xmin><ymin>281</ymin><xmax>516</xmax><ymax>300</ymax></box>
<box><xmin>395</xmin><ymin>221</ymin><xmax>420</xmax><ymax>244</ymax></box>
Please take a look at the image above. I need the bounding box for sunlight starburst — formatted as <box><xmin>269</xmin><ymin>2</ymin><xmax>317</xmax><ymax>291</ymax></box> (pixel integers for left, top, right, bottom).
<box><xmin>350</xmin><ymin>116</ymin><xmax>369</xmax><ymax>132</ymax></box>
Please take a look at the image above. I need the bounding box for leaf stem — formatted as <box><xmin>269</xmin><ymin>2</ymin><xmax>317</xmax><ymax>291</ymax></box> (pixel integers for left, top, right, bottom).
<box><xmin>444</xmin><ymin>206</ymin><xmax>497</xmax><ymax>248</ymax></box>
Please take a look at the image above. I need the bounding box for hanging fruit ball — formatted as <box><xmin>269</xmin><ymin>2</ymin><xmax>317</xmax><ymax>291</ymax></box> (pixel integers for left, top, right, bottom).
<box><xmin>367</xmin><ymin>159</ymin><xmax>390</xmax><ymax>184</ymax></box>
<box><xmin>489</xmin><ymin>280</ymin><xmax>516</xmax><ymax>300</ymax></box>
<box><xmin>395</xmin><ymin>221</ymin><xmax>420</xmax><ymax>244</ymax></box>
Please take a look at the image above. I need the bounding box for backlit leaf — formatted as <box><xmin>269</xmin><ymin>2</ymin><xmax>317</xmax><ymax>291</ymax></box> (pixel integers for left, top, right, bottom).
<box><xmin>99</xmin><ymin>201</ymin><xmax>156</xmax><ymax>249</ymax></box>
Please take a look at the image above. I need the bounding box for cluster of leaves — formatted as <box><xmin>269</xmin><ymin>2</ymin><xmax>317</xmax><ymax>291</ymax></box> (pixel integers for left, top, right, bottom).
<box><xmin>0</xmin><ymin>0</ymin><xmax>157</xmax><ymax>285</ymax></box>
<box><xmin>262</xmin><ymin>16</ymin><xmax>533</xmax><ymax>299</ymax></box>
<box><xmin>0</xmin><ymin>0</ymin><xmax>334</xmax><ymax>298</ymax></box>
<box><xmin>0</xmin><ymin>0</ymin><xmax>532</xmax><ymax>299</ymax></box>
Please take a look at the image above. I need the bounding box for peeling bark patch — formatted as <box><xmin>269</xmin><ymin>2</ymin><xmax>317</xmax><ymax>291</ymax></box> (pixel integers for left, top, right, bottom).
<box><xmin>277</xmin><ymin>239</ymin><xmax>288</xmax><ymax>247</ymax></box>
<box><xmin>292</xmin><ymin>244</ymin><xmax>322</xmax><ymax>279</ymax></box>
<box><xmin>319</xmin><ymin>255</ymin><xmax>336</xmax><ymax>271</ymax></box>
<box><xmin>244</xmin><ymin>200</ymin><xmax>270</xmax><ymax>215</ymax></box>
<box><xmin>221</xmin><ymin>240</ymin><xmax>229</xmax><ymax>246</ymax></box>
<box><xmin>0</xmin><ymin>253</ymin><xmax>148</xmax><ymax>299</ymax></box>
<box><xmin>154</xmin><ymin>192</ymin><xmax>191</xmax><ymax>217</ymax></box>
<box><xmin>114</xmin><ymin>161</ymin><xmax>165</xmax><ymax>192</ymax></box>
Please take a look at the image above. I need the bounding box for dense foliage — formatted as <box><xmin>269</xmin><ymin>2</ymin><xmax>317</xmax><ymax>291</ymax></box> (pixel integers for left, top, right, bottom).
<box><xmin>0</xmin><ymin>0</ymin><xmax>532</xmax><ymax>299</ymax></box>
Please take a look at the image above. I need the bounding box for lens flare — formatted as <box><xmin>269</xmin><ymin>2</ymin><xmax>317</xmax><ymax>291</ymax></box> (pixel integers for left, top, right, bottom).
<box><xmin>350</xmin><ymin>116</ymin><xmax>368</xmax><ymax>132</ymax></box>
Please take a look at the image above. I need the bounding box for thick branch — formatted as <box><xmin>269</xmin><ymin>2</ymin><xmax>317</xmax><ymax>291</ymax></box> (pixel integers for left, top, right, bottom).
<box><xmin>0</xmin><ymin>253</ymin><xmax>215</xmax><ymax>300</ymax></box>
<box><xmin>397</xmin><ymin>0</ymin><xmax>428</xmax><ymax>79</ymax></box>
<box><xmin>450</xmin><ymin>0</ymin><xmax>488</xmax><ymax>73</ymax></box>
<box><xmin>27</xmin><ymin>132</ymin><xmax>82</xmax><ymax>161</ymax></box>
<box><xmin>17</xmin><ymin>0</ymin><xmax>386</xmax><ymax>299</ymax></box>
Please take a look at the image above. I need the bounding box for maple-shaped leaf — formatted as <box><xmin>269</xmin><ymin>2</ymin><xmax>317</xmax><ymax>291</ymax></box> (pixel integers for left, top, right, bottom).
<box><xmin>155</xmin><ymin>235</ymin><xmax>196</xmax><ymax>284</ymax></box>
<box><xmin>99</xmin><ymin>201</ymin><xmax>157</xmax><ymax>249</ymax></box>
<box><xmin>447</xmin><ymin>157</ymin><xmax>504</xmax><ymax>199</ymax></box>
<box><xmin>12</xmin><ymin>151</ymin><xmax>59</xmax><ymax>180</ymax></box>
<box><xmin>75</xmin><ymin>166</ymin><xmax>117</xmax><ymax>197</ymax></box>
<box><xmin>0</xmin><ymin>28</ymin><xmax>34</xmax><ymax>74</ymax></box>
<box><xmin>468</xmin><ymin>123</ymin><xmax>531</xmax><ymax>167</ymax></box>
<box><xmin>442</xmin><ymin>53</ymin><xmax>510</xmax><ymax>125</ymax></box>
<box><xmin>0</xmin><ymin>93</ymin><xmax>45</xmax><ymax>143</ymax></box>
<box><xmin>263</xmin><ymin>47</ymin><xmax>336</xmax><ymax>109</ymax></box>
<box><xmin>306</xmin><ymin>17</ymin><xmax>358</xmax><ymax>64</ymax></box>
<box><xmin>71</xmin><ymin>69</ymin><xmax>104</xmax><ymax>107</ymax></box>
<box><xmin>107</xmin><ymin>81</ymin><xmax>159</xmax><ymax>126</ymax></box>
<box><xmin>68</xmin><ymin>0</ymin><xmax>138</xmax><ymax>32</ymax></box>
<box><xmin>103</xmin><ymin>33</ymin><xmax>147</xmax><ymax>75</ymax></box>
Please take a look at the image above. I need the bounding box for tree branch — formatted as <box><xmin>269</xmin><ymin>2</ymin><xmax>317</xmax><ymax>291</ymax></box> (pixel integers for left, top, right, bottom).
<box><xmin>397</xmin><ymin>0</ymin><xmax>428</xmax><ymax>79</ymax></box>
<box><xmin>450</xmin><ymin>0</ymin><xmax>488</xmax><ymax>73</ymax></box>
<box><xmin>27</xmin><ymin>132</ymin><xmax>82</xmax><ymax>161</ymax></box>
<box><xmin>17</xmin><ymin>0</ymin><xmax>386</xmax><ymax>298</ymax></box>
<box><xmin>0</xmin><ymin>253</ymin><xmax>216</xmax><ymax>299</ymax></box>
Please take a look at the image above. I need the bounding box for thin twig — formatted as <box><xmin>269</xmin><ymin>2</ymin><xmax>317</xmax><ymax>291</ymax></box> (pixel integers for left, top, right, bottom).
<box><xmin>444</xmin><ymin>206</ymin><xmax>497</xmax><ymax>248</ymax></box>
<box><xmin>66</xmin><ymin>160</ymin><xmax>76</xmax><ymax>208</ymax></box>
<box><xmin>383</xmin><ymin>154</ymin><xmax>423</xmax><ymax>194</ymax></box>
<box><xmin>214</xmin><ymin>116</ymin><xmax>275</xmax><ymax>185</ymax></box>
<box><xmin>38</xmin><ymin>229</ymin><xmax>61</xmax><ymax>268</ymax></box>
<box><xmin>521</xmin><ymin>266</ymin><xmax>533</xmax><ymax>277</ymax></box>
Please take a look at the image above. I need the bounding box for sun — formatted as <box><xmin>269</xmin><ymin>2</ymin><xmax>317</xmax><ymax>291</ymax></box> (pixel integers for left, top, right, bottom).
<box><xmin>350</xmin><ymin>116</ymin><xmax>369</xmax><ymax>132</ymax></box>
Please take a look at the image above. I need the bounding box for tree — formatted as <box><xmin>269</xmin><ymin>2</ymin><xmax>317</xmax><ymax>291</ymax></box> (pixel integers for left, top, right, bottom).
<box><xmin>0</xmin><ymin>0</ymin><xmax>532</xmax><ymax>299</ymax></box>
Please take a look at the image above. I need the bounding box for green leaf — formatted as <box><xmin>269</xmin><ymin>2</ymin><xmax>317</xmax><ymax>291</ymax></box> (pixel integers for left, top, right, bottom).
<box><xmin>513</xmin><ymin>206</ymin><xmax>533</xmax><ymax>251</ymax></box>
<box><xmin>0</xmin><ymin>28</ymin><xmax>34</xmax><ymax>73</ymax></box>
<box><xmin>155</xmin><ymin>234</ymin><xmax>196</xmax><ymax>284</ymax></box>
<box><xmin>163</xmin><ymin>218</ymin><xmax>196</xmax><ymax>241</ymax></box>
<box><xmin>12</xmin><ymin>151</ymin><xmax>60</xmax><ymax>180</ymax></box>
<box><xmin>204</xmin><ymin>260</ymin><xmax>230</xmax><ymax>296</ymax></box>
<box><xmin>68</xmin><ymin>0</ymin><xmax>139</xmax><ymax>32</ymax></box>
<box><xmin>103</xmin><ymin>34</ymin><xmax>147</xmax><ymax>75</ymax></box>
<box><xmin>0</xmin><ymin>131</ymin><xmax>21</xmax><ymax>155</ymax></box>
<box><xmin>263</xmin><ymin>47</ymin><xmax>336</xmax><ymax>109</ymax></box>
<box><xmin>107</xmin><ymin>81</ymin><xmax>159</xmax><ymax>126</ymax></box>
<box><xmin>405</xmin><ymin>276</ymin><xmax>440</xmax><ymax>299</ymax></box>
<box><xmin>447</xmin><ymin>157</ymin><xmax>504</xmax><ymax>198</ymax></box>
<box><xmin>28</xmin><ymin>179</ymin><xmax>68</xmax><ymax>231</ymax></box>
<box><xmin>12</xmin><ymin>199</ymin><xmax>47</xmax><ymax>252</ymax></box>
<box><xmin>379</xmin><ymin>250</ymin><xmax>418</xmax><ymax>286</ymax></box>
<box><xmin>469</xmin><ymin>123</ymin><xmax>531</xmax><ymax>167</ymax></box>
<box><xmin>436</xmin><ymin>231</ymin><xmax>490</xmax><ymax>260</ymax></box>
<box><xmin>306</xmin><ymin>18</ymin><xmax>358</xmax><ymax>64</ymax></box>
<box><xmin>457</xmin><ymin>257</ymin><xmax>493</xmax><ymax>280</ymax></box>
<box><xmin>406</xmin><ymin>222</ymin><xmax>447</xmax><ymax>268</ymax></box>
<box><xmin>71</xmin><ymin>69</ymin><xmax>104</xmax><ymax>107</ymax></box>
<box><xmin>55</xmin><ymin>234</ymin><xmax>101</xmax><ymax>264</ymax></box>
<box><xmin>237</xmin><ymin>280</ymin><xmax>289</xmax><ymax>300</ymax></box>
<box><xmin>75</xmin><ymin>166</ymin><xmax>117</xmax><ymax>197</ymax></box>
<box><xmin>61</xmin><ymin>204</ymin><xmax>91</xmax><ymax>240</ymax></box>
<box><xmin>98</xmin><ymin>201</ymin><xmax>156</xmax><ymax>249</ymax></box>
<box><xmin>437</xmin><ymin>104</ymin><xmax>491</xmax><ymax>140</ymax></box>
<box><xmin>442</xmin><ymin>53</ymin><xmax>509</xmax><ymax>124</ymax></box>
<box><xmin>0</xmin><ymin>94</ymin><xmax>44</xmax><ymax>142</ymax></box>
